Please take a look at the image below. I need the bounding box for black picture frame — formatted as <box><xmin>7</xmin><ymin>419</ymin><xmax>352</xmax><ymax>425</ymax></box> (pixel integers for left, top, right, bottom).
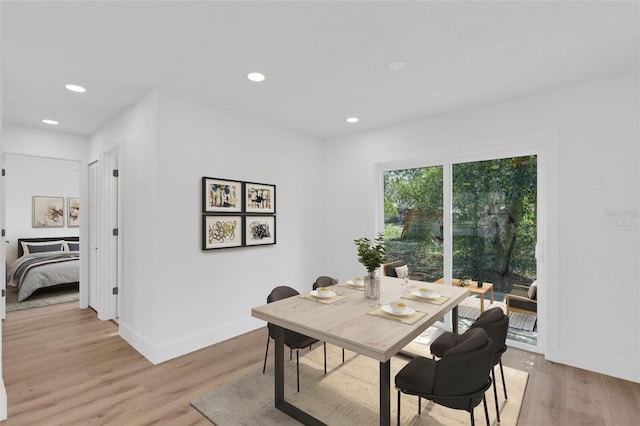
<box><xmin>202</xmin><ymin>215</ymin><xmax>244</xmax><ymax>250</ymax></box>
<box><xmin>245</xmin><ymin>215</ymin><xmax>276</xmax><ymax>246</ymax></box>
<box><xmin>244</xmin><ymin>181</ymin><xmax>276</xmax><ymax>214</ymax></box>
<box><xmin>202</xmin><ymin>177</ymin><xmax>243</xmax><ymax>213</ymax></box>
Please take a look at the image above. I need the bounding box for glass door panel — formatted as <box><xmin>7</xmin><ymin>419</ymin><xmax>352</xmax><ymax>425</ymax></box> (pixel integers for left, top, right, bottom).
<box><xmin>452</xmin><ymin>155</ymin><xmax>537</xmax><ymax>345</ymax></box>
<box><xmin>383</xmin><ymin>166</ymin><xmax>444</xmax><ymax>282</ymax></box>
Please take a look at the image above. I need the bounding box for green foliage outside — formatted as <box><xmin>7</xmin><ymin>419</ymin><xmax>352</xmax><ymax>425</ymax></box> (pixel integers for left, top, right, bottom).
<box><xmin>383</xmin><ymin>156</ymin><xmax>537</xmax><ymax>292</ymax></box>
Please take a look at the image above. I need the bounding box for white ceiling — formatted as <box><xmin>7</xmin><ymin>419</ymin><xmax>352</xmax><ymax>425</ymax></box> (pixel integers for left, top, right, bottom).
<box><xmin>2</xmin><ymin>1</ymin><xmax>638</xmax><ymax>139</ymax></box>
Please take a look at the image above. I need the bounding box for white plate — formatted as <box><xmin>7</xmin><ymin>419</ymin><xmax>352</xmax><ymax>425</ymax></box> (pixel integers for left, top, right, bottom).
<box><xmin>381</xmin><ymin>304</ymin><xmax>416</xmax><ymax>317</ymax></box>
<box><xmin>411</xmin><ymin>290</ymin><xmax>441</xmax><ymax>300</ymax></box>
<box><xmin>311</xmin><ymin>289</ymin><xmax>336</xmax><ymax>299</ymax></box>
<box><xmin>349</xmin><ymin>280</ymin><xmax>364</xmax><ymax>287</ymax></box>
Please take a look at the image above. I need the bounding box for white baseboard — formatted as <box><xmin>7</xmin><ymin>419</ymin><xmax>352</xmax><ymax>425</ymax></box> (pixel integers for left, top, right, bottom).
<box><xmin>0</xmin><ymin>378</ymin><xmax>7</xmax><ymax>421</ymax></box>
<box><xmin>546</xmin><ymin>345</ymin><xmax>640</xmax><ymax>383</ymax></box>
<box><xmin>119</xmin><ymin>317</ymin><xmax>262</xmax><ymax>365</ymax></box>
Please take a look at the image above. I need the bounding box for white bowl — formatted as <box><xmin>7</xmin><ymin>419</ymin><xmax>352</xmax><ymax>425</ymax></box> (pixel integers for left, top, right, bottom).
<box><xmin>389</xmin><ymin>301</ymin><xmax>407</xmax><ymax>314</ymax></box>
<box><xmin>417</xmin><ymin>287</ymin><xmax>433</xmax><ymax>298</ymax></box>
<box><xmin>317</xmin><ymin>287</ymin><xmax>331</xmax><ymax>297</ymax></box>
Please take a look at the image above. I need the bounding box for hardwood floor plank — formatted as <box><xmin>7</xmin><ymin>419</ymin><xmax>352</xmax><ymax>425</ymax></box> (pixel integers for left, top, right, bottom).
<box><xmin>2</xmin><ymin>302</ymin><xmax>640</xmax><ymax>425</ymax></box>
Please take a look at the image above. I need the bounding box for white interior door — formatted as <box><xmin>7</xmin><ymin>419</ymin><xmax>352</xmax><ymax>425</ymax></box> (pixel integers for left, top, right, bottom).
<box><xmin>88</xmin><ymin>161</ymin><xmax>100</xmax><ymax>310</ymax></box>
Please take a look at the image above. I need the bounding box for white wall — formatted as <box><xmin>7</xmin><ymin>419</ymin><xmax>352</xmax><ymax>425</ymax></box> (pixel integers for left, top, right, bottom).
<box><xmin>2</xmin><ymin>123</ymin><xmax>88</xmax><ymax>161</ymax></box>
<box><xmin>90</xmin><ymin>89</ymin><xmax>325</xmax><ymax>363</ymax></box>
<box><xmin>4</xmin><ymin>155</ymin><xmax>80</xmax><ymax>265</ymax></box>
<box><xmin>322</xmin><ymin>73</ymin><xmax>640</xmax><ymax>382</ymax></box>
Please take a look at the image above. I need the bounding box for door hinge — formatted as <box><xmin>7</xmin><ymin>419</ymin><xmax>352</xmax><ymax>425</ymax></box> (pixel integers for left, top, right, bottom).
<box><xmin>1</xmin><ymin>289</ymin><xmax>5</xmax><ymax>297</ymax></box>
<box><xmin>113</xmin><ymin>169</ymin><xmax>119</xmax><ymax>177</ymax></box>
<box><xmin>1</xmin><ymin>229</ymin><xmax>5</xmax><ymax>237</ymax></box>
<box><xmin>112</xmin><ymin>228</ymin><xmax>119</xmax><ymax>236</ymax></box>
<box><xmin>1</xmin><ymin>169</ymin><xmax>5</xmax><ymax>176</ymax></box>
<box><xmin>112</xmin><ymin>287</ymin><xmax>118</xmax><ymax>295</ymax></box>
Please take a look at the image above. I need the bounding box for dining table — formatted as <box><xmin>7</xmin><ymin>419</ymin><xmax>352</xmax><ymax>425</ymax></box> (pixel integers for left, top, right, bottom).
<box><xmin>251</xmin><ymin>276</ymin><xmax>470</xmax><ymax>426</ymax></box>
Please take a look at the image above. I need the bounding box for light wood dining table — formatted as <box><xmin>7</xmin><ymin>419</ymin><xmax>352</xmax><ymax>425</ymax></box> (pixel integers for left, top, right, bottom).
<box><xmin>251</xmin><ymin>277</ymin><xmax>469</xmax><ymax>426</ymax></box>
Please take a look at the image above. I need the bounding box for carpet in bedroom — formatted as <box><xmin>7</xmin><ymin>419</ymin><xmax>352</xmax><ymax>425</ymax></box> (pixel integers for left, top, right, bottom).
<box><xmin>6</xmin><ymin>283</ymin><xmax>79</xmax><ymax>312</ymax></box>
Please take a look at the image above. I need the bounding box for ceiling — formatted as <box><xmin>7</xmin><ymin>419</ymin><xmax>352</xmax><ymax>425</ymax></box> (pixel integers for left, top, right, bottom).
<box><xmin>2</xmin><ymin>1</ymin><xmax>638</xmax><ymax>139</ymax></box>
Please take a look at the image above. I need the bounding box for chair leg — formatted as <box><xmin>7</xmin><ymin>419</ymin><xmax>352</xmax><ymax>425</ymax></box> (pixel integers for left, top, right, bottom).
<box><xmin>296</xmin><ymin>350</ymin><xmax>300</xmax><ymax>392</ymax></box>
<box><xmin>397</xmin><ymin>391</ymin><xmax>401</xmax><ymax>426</ymax></box>
<box><xmin>418</xmin><ymin>396</ymin><xmax>421</xmax><ymax>414</ymax></box>
<box><xmin>323</xmin><ymin>343</ymin><xmax>327</xmax><ymax>375</ymax></box>
<box><xmin>492</xmin><ymin>367</ymin><xmax>501</xmax><ymax>423</ymax></box>
<box><xmin>290</xmin><ymin>347</ymin><xmax>292</xmax><ymax>360</ymax></box>
<box><xmin>483</xmin><ymin>395</ymin><xmax>490</xmax><ymax>425</ymax></box>
<box><xmin>342</xmin><ymin>348</ymin><xmax>345</xmax><ymax>363</ymax></box>
<box><xmin>499</xmin><ymin>359</ymin><xmax>508</xmax><ymax>400</ymax></box>
<box><xmin>262</xmin><ymin>335</ymin><xmax>270</xmax><ymax>374</ymax></box>
<box><xmin>470</xmin><ymin>410</ymin><xmax>475</xmax><ymax>426</ymax></box>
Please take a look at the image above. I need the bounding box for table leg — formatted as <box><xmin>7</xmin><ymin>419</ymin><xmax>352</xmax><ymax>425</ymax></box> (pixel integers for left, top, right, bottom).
<box><xmin>273</xmin><ymin>326</ymin><xmax>325</xmax><ymax>425</ymax></box>
<box><xmin>480</xmin><ymin>295</ymin><xmax>485</xmax><ymax>313</ymax></box>
<box><xmin>452</xmin><ymin>305</ymin><xmax>459</xmax><ymax>334</ymax></box>
<box><xmin>490</xmin><ymin>287</ymin><xmax>494</xmax><ymax>304</ymax></box>
<box><xmin>380</xmin><ymin>360</ymin><xmax>391</xmax><ymax>426</ymax></box>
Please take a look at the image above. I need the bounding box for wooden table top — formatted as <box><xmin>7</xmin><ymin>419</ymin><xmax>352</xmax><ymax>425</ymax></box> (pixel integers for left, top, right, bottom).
<box><xmin>252</xmin><ymin>277</ymin><xmax>469</xmax><ymax>362</ymax></box>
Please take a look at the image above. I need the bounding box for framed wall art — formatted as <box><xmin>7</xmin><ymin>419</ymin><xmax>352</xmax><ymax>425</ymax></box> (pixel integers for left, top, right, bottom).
<box><xmin>68</xmin><ymin>197</ymin><xmax>80</xmax><ymax>228</ymax></box>
<box><xmin>32</xmin><ymin>196</ymin><xmax>65</xmax><ymax>228</ymax></box>
<box><xmin>202</xmin><ymin>215</ymin><xmax>243</xmax><ymax>250</ymax></box>
<box><xmin>245</xmin><ymin>216</ymin><xmax>276</xmax><ymax>246</ymax></box>
<box><xmin>202</xmin><ymin>177</ymin><xmax>243</xmax><ymax>213</ymax></box>
<box><xmin>245</xmin><ymin>182</ymin><xmax>276</xmax><ymax>214</ymax></box>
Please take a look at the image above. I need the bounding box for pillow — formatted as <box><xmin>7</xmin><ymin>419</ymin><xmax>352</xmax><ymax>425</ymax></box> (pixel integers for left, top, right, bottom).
<box><xmin>395</xmin><ymin>265</ymin><xmax>409</xmax><ymax>278</ymax></box>
<box><xmin>21</xmin><ymin>240</ymin><xmax>65</xmax><ymax>255</ymax></box>
<box><xmin>66</xmin><ymin>242</ymin><xmax>80</xmax><ymax>251</ymax></box>
<box><xmin>527</xmin><ymin>281</ymin><xmax>538</xmax><ymax>300</ymax></box>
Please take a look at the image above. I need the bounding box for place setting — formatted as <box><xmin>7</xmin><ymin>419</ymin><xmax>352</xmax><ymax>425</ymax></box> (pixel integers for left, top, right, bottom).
<box><xmin>402</xmin><ymin>286</ymin><xmax>450</xmax><ymax>305</ymax></box>
<box><xmin>368</xmin><ymin>300</ymin><xmax>428</xmax><ymax>325</ymax></box>
<box><xmin>299</xmin><ymin>286</ymin><xmax>348</xmax><ymax>304</ymax></box>
<box><xmin>343</xmin><ymin>278</ymin><xmax>365</xmax><ymax>290</ymax></box>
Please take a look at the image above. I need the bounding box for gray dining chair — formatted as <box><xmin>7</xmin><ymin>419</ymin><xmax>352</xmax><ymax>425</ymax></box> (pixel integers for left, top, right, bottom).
<box><xmin>430</xmin><ymin>307</ymin><xmax>509</xmax><ymax>423</ymax></box>
<box><xmin>395</xmin><ymin>328</ymin><xmax>494</xmax><ymax>425</ymax></box>
<box><xmin>262</xmin><ymin>285</ymin><xmax>327</xmax><ymax>392</ymax></box>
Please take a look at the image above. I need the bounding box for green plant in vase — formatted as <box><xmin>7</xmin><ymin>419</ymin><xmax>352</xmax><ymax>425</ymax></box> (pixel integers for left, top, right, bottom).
<box><xmin>354</xmin><ymin>233</ymin><xmax>387</xmax><ymax>278</ymax></box>
<box><xmin>457</xmin><ymin>274</ymin><xmax>472</xmax><ymax>287</ymax></box>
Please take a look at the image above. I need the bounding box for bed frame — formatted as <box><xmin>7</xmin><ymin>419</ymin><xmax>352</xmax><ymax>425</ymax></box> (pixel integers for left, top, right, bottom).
<box><xmin>17</xmin><ymin>236</ymin><xmax>79</xmax><ymax>258</ymax></box>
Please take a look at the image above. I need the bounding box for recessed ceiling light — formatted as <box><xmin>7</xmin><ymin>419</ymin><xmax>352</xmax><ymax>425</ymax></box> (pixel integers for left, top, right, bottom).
<box><xmin>65</xmin><ymin>84</ymin><xmax>86</xmax><ymax>93</ymax></box>
<box><xmin>247</xmin><ymin>72</ymin><xmax>266</xmax><ymax>82</ymax></box>
<box><xmin>387</xmin><ymin>60</ymin><xmax>407</xmax><ymax>71</ymax></box>
<box><xmin>42</xmin><ymin>119</ymin><xmax>59</xmax><ymax>125</ymax></box>
<box><xmin>346</xmin><ymin>117</ymin><xmax>359</xmax><ymax>123</ymax></box>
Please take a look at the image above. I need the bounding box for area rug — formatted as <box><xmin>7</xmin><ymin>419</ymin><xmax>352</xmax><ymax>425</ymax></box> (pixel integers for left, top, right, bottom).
<box><xmin>6</xmin><ymin>283</ymin><xmax>79</xmax><ymax>312</ymax></box>
<box><xmin>459</xmin><ymin>298</ymin><xmax>537</xmax><ymax>332</ymax></box>
<box><xmin>192</xmin><ymin>344</ymin><xmax>528</xmax><ymax>425</ymax></box>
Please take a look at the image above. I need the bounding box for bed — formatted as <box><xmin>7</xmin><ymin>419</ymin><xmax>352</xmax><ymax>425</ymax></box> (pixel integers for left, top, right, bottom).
<box><xmin>7</xmin><ymin>237</ymin><xmax>80</xmax><ymax>302</ymax></box>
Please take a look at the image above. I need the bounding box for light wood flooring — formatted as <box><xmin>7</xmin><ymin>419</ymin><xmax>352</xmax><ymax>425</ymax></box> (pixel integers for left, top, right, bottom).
<box><xmin>2</xmin><ymin>302</ymin><xmax>639</xmax><ymax>425</ymax></box>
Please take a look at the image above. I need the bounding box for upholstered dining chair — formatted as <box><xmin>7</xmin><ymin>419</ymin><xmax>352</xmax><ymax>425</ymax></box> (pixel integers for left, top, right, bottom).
<box><xmin>312</xmin><ymin>275</ymin><xmax>339</xmax><ymax>290</ymax></box>
<box><xmin>430</xmin><ymin>307</ymin><xmax>509</xmax><ymax>423</ymax></box>
<box><xmin>395</xmin><ymin>328</ymin><xmax>494</xmax><ymax>426</ymax></box>
<box><xmin>311</xmin><ymin>276</ymin><xmax>345</xmax><ymax>363</ymax></box>
<box><xmin>262</xmin><ymin>285</ymin><xmax>326</xmax><ymax>392</ymax></box>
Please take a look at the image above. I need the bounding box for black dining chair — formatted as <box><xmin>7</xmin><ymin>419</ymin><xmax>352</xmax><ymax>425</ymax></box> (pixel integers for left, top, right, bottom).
<box><xmin>430</xmin><ymin>307</ymin><xmax>509</xmax><ymax>423</ymax></box>
<box><xmin>311</xmin><ymin>276</ymin><xmax>346</xmax><ymax>363</ymax></box>
<box><xmin>262</xmin><ymin>285</ymin><xmax>327</xmax><ymax>392</ymax></box>
<box><xmin>395</xmin><ymin>328</ymin><xmax>494</xmax><ymax>426</ymax></box>
<box><xmin>312</xmin><ymin>275</ymin><xmax>339</xmax><ymax>290</ymax></box>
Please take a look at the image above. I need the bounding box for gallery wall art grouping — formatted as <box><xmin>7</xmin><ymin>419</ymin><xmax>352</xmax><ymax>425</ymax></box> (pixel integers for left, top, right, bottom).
<box><xmin>201</xmin><ymin>177</ymin><xmax>276</xmax><ymax>250</ymax></box>
<box><xmin>32</xmin><ymin>196</ymin><xmax>79</xmax><ymax>228</ymax></box>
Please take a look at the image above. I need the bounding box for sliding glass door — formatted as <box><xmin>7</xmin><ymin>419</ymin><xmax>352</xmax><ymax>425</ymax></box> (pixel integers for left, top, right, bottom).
<box><xmin>382</xmin><ymin>154</ymin><xmax>539</xmax><ymax>348</ymax></box>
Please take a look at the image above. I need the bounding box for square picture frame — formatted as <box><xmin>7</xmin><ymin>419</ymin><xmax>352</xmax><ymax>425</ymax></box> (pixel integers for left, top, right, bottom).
<box><xmin>202</xmin><ymin>215</ymin><xmax>243</xmax><ymax>250</ymax></box>
<box><xmin>32</xmin><ymin>196</ymin><xmax>65</xmax><ymax>228</ymax></box>
<box><xmin>245</xmin><ymin>215</ymin><xmax>276</xmax><ymax>246</ymax></box>
<box><xmin>68</xmin><ymin>197</ymin><xmax>80</xmax><ymax>228</ymax></box>
<box><xmin>245</xmin><ymin>182</ymin><xmax>276</xmax><ymax>214</ymax></box>
<box><xmin>202</xmin><ymin>177</ymin><xmax>243</xmax><ymax>213</ymax></box>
